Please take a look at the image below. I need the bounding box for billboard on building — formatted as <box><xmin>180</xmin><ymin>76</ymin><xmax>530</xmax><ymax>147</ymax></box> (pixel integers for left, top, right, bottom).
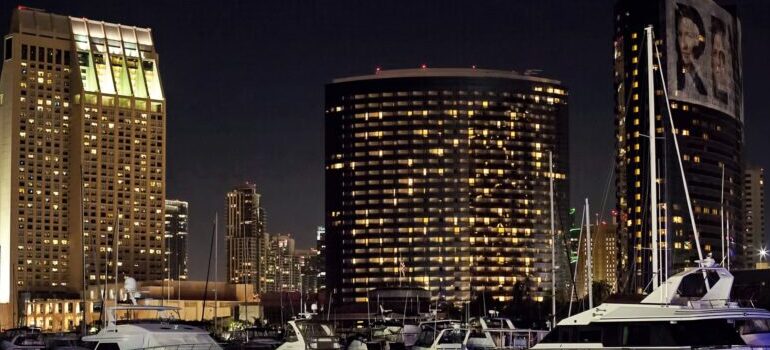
<box><xmin>666</xmin><ymin>0</ymin><xmax>742</xmax><ymax>120</ymax></box>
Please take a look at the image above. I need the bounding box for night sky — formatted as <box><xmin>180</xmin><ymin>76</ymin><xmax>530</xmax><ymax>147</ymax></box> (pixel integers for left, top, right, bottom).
<box><xmin>1</xmin><ymin>0</ymin><xmax>768</xmax><ymax>280</ymax></box>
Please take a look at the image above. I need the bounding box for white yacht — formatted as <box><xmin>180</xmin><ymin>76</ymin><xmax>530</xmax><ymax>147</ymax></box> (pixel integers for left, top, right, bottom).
<box><xmin>533</xmin><ymin>266</ymin><xmax>770</xmax><ymax>349</ymax></box>
<box><xmin>466</xmin><ymin>315</ymin><xmax>548</xmax><ymax>350</ymax></box>
<box><xmin>0</xmin><ymin>328</ymin><xmax>44</xmax><ymax>350</ymax></box>
<box><xmin>411</xmin><ymin>320</ymin><xmax>462</xmax><ymax>350</ymax></box>
<box><xmin>412</xmin><ymin>326</ymin><xmax>468</xmax><ymax>350</ymax></box>
<box><xmin>82</xmin><ymin>278</ymin><xmax>221</xmax><ymax>350</ymax></box>
<box><xmin>275</xmin><ymin>319</ymin><xmax>341</xmax><ymax>350</ymax></box>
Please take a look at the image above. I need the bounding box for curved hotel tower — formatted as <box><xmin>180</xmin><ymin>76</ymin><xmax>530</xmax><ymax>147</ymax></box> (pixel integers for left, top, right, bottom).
<box><xmin>325</xmin><ymin>68</ymin><xmax>569</xmax><ymax>304</ymax></box>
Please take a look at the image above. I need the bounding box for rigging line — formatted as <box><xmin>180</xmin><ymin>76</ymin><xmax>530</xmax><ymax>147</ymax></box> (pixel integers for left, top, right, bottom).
<box><xmin>653</xmin><ymin>37</ymin><xmax>707</xmax><ymax>271</ymax></box>
<box><xmin>598</xmin><ymin>151</ymin><xmax>615</xmax><ymax>224</ymax></box>
<box><xmin>567</xmin><ymin>203</ymin><xmax>586</xmax><ymax>317</ymax></box>
<box><xmin>201</xmin><ymin>218</ymin><xmax>216</xmax><ymax>322</ymax></box>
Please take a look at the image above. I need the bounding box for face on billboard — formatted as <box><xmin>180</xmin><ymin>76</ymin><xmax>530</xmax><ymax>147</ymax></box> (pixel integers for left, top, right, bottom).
<box><xmin>667</xmin><ymin>0</ymin><xmax>742</xmax><ymax>120</ymax></box>
<box><xmin>711</xmin><ymin>17</ymin><xmax>732</xmax><ymax>104</ymax></box>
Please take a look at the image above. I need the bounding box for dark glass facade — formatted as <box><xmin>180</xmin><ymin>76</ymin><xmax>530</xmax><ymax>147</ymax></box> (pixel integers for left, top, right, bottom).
<box><xmin>325</xmin><ymin>68</ymin><xmax>569</xmax><ymax>304</ymax></box>
<box><xmin>164</xmin><ymin>199</ymin><xmax>189</xmax><ymax>280</ymax></box>
<box><xmin>613</xmin><ymin>0</ymin><xmax>744</xmax><ymax>294</ymax></box>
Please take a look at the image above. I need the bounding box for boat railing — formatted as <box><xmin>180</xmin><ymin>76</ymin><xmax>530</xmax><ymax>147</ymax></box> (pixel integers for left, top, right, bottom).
<box><xmin>127</xmin><ymin>343</ymin><xmax>225</xmax><ymax>350</ymax></box>
<box><xmin>686</xmin><ymin>299</ymin><xmax>757</xmax><ymax>309</ymax></box>
<box><xmin>471</xmin><ymin>329</ymin><xmax>550</xmax><ymax>350</ymax></box>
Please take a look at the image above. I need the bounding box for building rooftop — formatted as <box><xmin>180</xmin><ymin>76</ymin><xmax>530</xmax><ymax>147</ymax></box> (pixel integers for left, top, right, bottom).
<box><xmin>332</xmin><ymin>67</ymin><xmax>561</xmax><ymax>85</ymax></box>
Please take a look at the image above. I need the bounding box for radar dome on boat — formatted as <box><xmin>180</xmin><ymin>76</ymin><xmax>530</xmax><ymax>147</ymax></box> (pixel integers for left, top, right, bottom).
<box><xmin>124</xmin><ymin>277</ymin><xmax>137</xmax><ymax>292</ymax></box>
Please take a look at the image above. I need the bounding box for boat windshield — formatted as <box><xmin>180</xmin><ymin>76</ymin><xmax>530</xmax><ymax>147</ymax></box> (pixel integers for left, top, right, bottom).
<box><xmin>113</xmin><ymin>308</ymin><xmax>181</xmax><ymax>324</ymax></box>
<box><xmin>738</xmin><ymin>319</ymin><xmax>770</xmax><ymax>335</ymax></box>
<box><xmin>296</xmin><ymin>322</ymin><xmax>334</xmax><ymax>339</ymax></box>
<box><xmin>436</xmin><ymin>329</ymin><xmax>467</xmax><ymax>345</ymax></box>
<box><xmin>245</xmin><ymin>327</ymin><xmax>282</xmax><ymax>339</ymax></box>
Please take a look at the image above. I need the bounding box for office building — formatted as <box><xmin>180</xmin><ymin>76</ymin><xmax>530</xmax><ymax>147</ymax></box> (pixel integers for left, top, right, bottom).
<box><xmin>164</xmin><ymin>199</ymin><xmax>188</xmax><ymax>280</ymax></box>
<box><xmin>315</xmin><ymin>226</ymin><xmax>326</xmax><ymax>290</ymax></box>
<box><xmin>613</xmin><ymin>0</ymin><xmax>744</xmax><ymax>292</ymax></box>
<box><xmin>295</xmin><ymin>248</ymin><xmax>319</xmax><ymax>294</ymax></box>
<box><xmin>325</xmin><ymin>68</ymin><xmax>569</xmax><ymax>304</ymax></box>
<box><xmin>575</xmin><ymin>222</ymin><xmax>619</xmax><ymax>298</ymax></box>
<box><xmin>0</xmin><ymin>7</ymin><xmax>166</xmax><ymax>326</ymax></box>
<box><xmin>743</xmin><ymin>166</ymin><xmax>765</xmax><ymax>267</ymax></box>
<box><xmin>265</xmin><ymin>234</ymin><xmax>296</xmax><ymax>292</ymax></box>
<box><xmin>226</xmin><ymin>183</ymin><xmax>267</xmax><ymax>292</ymax></box>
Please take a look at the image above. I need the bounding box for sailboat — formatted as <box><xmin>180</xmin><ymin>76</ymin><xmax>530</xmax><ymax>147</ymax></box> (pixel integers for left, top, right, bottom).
<box><xmin>533</xmin><ymin>26</ymin><xmax>770</xmax><ymax>349</ymax></box>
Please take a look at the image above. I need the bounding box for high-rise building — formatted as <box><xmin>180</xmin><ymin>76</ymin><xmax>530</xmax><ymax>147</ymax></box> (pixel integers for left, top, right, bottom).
<box><xmin>265</xmin><ymin>234</ymin><xmax>296</xmax><ymax>292</ymax></box>
<box><xmin>295</xmin><ymin>248</ymin><xmax>319</xmax><ymax>294</ymax></box>
<box><xmin>0</xmin><ymin>8</ymin><xmax>167</xmax><ymax>324</ymax></box>
<box><xmin>613</xmin><ymin>0</ymin><xmax>744</xmax><ymax>293</ymax></box>
<box><xmin>226</xmin><ymin>183</ymin><xmax>267</xmax><ymax>292</ymax></box>
<box><xmin>743</xmin><ymin>166</ymin><xmax>765</xmax><ymax>267</ymax></box>
<box><xmin>575</xmin><ymin>222</ymin><xmax>619</xmax><ymax>298</ymax></box>
<box><xmin>325</xmin><ymin>68</ymin><xmax>569</xmax><ymax>304</ymax></box>
<box><xmin>314</xmin><ymin>226</ymin><xmax>326</xmax><ymax>290</ymax></box>
<box><xmin>164</xmin><ymin>199</ymin><xmax>188</xmax><ymax>281</ymax></box>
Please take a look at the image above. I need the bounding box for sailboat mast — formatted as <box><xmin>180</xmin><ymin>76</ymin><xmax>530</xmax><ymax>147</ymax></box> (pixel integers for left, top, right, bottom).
<box><xmin>645</xmin><ymin>25</ymin><xmax>660</xmax><ymax>290</ymax></box>
<box><xmin>80</xmin><ymin>164</ymin><xmax>87</xmax><ymax>336</ymax></box>
<box><xmin>720</xmin><ymin>165</ymin><xmax>725</xmax><ymax>265</ymax></box>
<box><xmin>652</xmin><ymin>33</ymin><xmax>707</xmax><ymax>269</ymax></box>
<box><xmin>214</xmin><ymin>213</ymin><xmax>219</xmax><ymax>330</ymax></box>
<box><xmin>585</xmin><ymin>198</ymin><xmax>593</xmax><ymax>309</ymax></box>
<box><xmin>114</xmin><ymin>215</ymin><xmax>119</xmax><ymax>306</ymax></box>
<box><xmin>549</xmin><ymin>151</ymin><xmax>556</xmax><ymax>327</ymax></box>
<box><xmin>726</xmin><ymin>214</ymin><xmax>731</xmax><ymax>270</ymax></box>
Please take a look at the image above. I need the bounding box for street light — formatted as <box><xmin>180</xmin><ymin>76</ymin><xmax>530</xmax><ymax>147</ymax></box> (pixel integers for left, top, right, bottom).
<box><xmin>759</xmin><ymin>248</ymin><xmax>768</xmax><ymax>262</ymax></box>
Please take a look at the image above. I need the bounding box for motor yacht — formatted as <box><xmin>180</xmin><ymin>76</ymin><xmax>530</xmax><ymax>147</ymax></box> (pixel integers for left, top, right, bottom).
<box><xmin>82</xmin><ymin>278</ymin><xmax>222</xmax><ymax>350</ymax></box>
<box><xmin>533</xmin><ymin>267</ymin><xmax>770</xmax><ymax>349</ymax></box>
<box><xmin>466</xmin><ymin>315</ymin><xmax>548</xmax><ymax>350</ymax></box>
<box><xmin>411</xmin><ymin>320</ymin><xmax>462</xmax><ymax>350</ymax></box>
<box><xmin>0</xmin><ymin>328</ymin><xmax>44</xmax><ymax>350</ymax></box>
<box><xmin>275</xmin><ymin>319</ymin><xmax>341</xmax><ymax>350</ymax></box>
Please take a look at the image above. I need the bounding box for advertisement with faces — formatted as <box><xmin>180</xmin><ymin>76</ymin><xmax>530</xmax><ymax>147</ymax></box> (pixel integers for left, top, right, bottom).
<box><xmin>666</xmin><ymin>0</ymin><xmax>742</xmax><ymax>120</ymax></box>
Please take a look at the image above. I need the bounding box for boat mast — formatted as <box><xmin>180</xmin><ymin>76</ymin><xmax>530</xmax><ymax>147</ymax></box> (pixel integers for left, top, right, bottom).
<box><xmin>549</xmin><ymin>150</ymin><xmax>556</xmax><ymax>326</ymax></box>
<box><xmin>584</xmin><ymin>198</ymin><xmax>593</xmax><ymax>309</ymax></box>
<box><xmin>215</xmin><ymin>213</ymin><xmax>219</xmax><ymax>330</ymax></box>
<box><xmin>78</xmin><ymin>164</ymin><xmax>88</xmax><ymax>336</ymax></box>
<box><xmin>645</xmin><ymin>25</ymin><xmax>660</xmax><ymax>291</ymax></box>
<box><xmin>726</xmin><ymin>214</ymin><xmax>731</xmax><ymax>270</ymax></box>
<box><xmin>567</xmin><ymin>204</ymin><xmax>585</xmax><ymax>317</ymax></box>
<box><xmin>652</xmin><ymin>30</ymin><xmax>708</xmax><ymax>277</ymax></box>
<box><xmin>720</xmin><ymin>164</ymin><xmax>725</xmax><ymax>265</ymax></box>
<box><xmin>114</xmin><ymin>215</ymin><xmax>120</xmax><ymax>306</ymax></box>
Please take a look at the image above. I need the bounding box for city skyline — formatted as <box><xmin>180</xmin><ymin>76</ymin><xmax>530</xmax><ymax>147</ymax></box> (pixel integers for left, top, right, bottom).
<box><xmin>0</xmin><ymin>0</ymin><xmax>769</xmax><ymax>282</ymax></box>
